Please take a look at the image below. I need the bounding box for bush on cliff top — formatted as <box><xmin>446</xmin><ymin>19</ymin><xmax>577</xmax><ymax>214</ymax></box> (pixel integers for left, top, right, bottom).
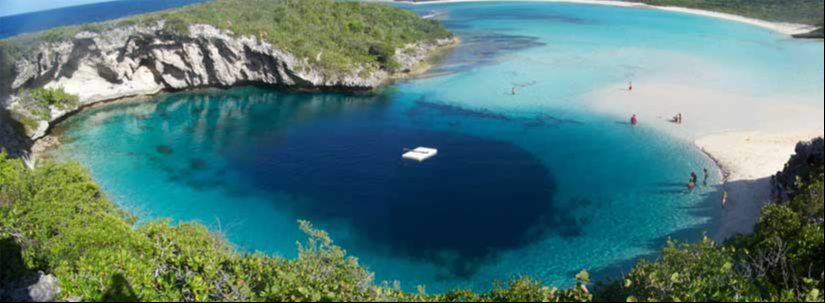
<box><xmin>0</xmin><ymin>0</ymin><xmax>452</xmax><ymax>79</ymax></box>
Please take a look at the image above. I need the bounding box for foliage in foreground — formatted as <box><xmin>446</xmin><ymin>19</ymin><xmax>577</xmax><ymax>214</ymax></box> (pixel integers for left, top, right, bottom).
<box><xmin>0</xmin><ymin>149</ymin><xmax>823</xmax><ymax>302</ymax></box>
<box><xmin>599</xmin><ymin>164</ymin><xmax>825</xmax><ymax>302</ymax></box>
<box><xmin>0</xmin><ymin>153</ymin><xmax>591</xmax><ymax>302</ymax></box>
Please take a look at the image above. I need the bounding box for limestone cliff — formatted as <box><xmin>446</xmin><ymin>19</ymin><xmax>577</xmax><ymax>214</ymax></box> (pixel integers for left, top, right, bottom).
<box><xmin>0</xmin><ymin>21</ymin><xmax>455</xmax><ymax>152</ymax></box>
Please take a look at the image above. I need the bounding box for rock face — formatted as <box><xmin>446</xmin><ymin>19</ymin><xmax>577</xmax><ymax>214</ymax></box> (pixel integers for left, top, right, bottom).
<box><xmin>0</xmin><ymin>21</ymin><xmax>455</xmax><ymax>150</ymax></box>
<box><xmin>0</xmin><ymin>272</ymin><xmax>60</xmax><ymax>303</ymax></box>
<box><xmin>776</xmin><ymin>137</ymin><xmax>824</xmax><ymax>200</ymax></box>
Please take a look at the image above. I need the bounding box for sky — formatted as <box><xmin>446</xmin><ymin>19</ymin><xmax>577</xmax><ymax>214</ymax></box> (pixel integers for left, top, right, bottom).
<box><xmin>0</xmin><ymin>0</ymin><xmax>116</xmax><ymax>17</ymax></box>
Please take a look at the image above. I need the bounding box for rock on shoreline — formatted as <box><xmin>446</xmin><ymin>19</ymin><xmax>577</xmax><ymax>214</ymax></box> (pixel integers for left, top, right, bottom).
<box><xmin>0</xmin><ymin>21</ymin><xmax>457</xmax><ymax>153</ymax></box>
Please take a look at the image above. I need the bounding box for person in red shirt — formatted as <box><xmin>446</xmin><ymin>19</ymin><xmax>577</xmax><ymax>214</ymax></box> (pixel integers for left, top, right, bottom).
<box><xmin>631</xmin><ymin>114</ymin><xmax>638</xmax><ymax>126</ymax></box>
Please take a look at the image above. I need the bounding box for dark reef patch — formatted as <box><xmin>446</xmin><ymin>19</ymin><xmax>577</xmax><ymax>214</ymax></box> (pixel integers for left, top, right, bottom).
<box><xmin>189</xmin><ymin>158</ymin><xmax>208</xmax><ymax>171</ymax></box>
<box><xmin>410</xmin><ymin>99</ymin><xmax>513</xmax><ymax>122</ymax></box>
<box><xmin>156</xmin><ymin>145</ymin><xmax>174</xmax><ymax>155</ymax></box>
<box><xmin>423</xmin><ymin>31</ymin><xmax>545</xmax><ymax>76</ymax></box>
<box><xmin>409</xmin><ymin>98</ymin><xmax>582</xmax><ymax>128</ymax></box>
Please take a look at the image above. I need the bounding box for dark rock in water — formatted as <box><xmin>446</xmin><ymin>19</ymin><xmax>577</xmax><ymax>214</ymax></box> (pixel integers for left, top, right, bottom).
<box><xmin>190</xmin><ymin>158</ymin><xmax>208</xmax><ymax>170</ymax></box>
<box><xmin>156</xmin><ymin>145</ymin><xmax>174</xmax><ymax>155</ymax></box>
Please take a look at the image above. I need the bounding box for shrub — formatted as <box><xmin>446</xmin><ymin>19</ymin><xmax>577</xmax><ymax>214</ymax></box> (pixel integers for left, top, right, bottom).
<box><xmin>1</xmin><ymin>145</ymin><xmax>823</xmax><ymax>302</ymax></box>
<box><xmin>28</xmin><ymin>87</ymin><xmax>80</xmax><ymax>111</ymax></box>
<box><xmin>0</xmin><ymin>0</ymin><xmax>454</xmax><ymax>79</ymax></box>
<box><xmin>1</xmin><ymin>153</ymin><xmax>593</xmax><ymax>302</ymax></box>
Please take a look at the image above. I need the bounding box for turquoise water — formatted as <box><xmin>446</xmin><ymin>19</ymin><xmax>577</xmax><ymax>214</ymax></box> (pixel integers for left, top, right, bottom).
<box><xmin>52</xmin><ymin>2</ymin><xmax>822</xmax><ymax>292</ymax></box>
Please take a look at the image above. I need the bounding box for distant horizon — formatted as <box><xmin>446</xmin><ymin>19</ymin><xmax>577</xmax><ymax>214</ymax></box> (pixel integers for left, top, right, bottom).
<box><xmin>0</xmin><ymin>0</ymin><xmax>121</xmax><ymax>17</ymax></box>
<box><xmin>0</xmin><ymin>0</ymin><xmax>212</xmax><ymax>39</ymax></box>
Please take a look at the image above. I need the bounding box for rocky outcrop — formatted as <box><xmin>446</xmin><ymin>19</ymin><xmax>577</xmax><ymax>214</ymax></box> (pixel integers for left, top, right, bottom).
<box><xmin>0</xmin><ymin>21</ymin><xmax>456</xmax><ymax>151</ymax></box>
<box><xmin>792</xmin><ymin>27</ymin><xmax>824</xmax><ymax>39</ymax></box>
<box><xmin>0</xmin><ymin>272</ymin><xmax>60</xmax><ymax>302</ymax></box>
<box><xmin>776</xmin><ymin>137</ymin><xmax>824</xmax><ymax>201</ymax></box>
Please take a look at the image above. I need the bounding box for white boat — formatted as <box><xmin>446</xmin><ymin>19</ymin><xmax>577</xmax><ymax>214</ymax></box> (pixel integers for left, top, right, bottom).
<box><xmin>403</xmin><ymin>147</ymin><xmax>439</xmax><ymax>162</ymax></box>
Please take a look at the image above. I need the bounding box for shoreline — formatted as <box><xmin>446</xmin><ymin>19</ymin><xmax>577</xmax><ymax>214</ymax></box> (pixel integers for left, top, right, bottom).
<box><xmin>383</xmin><ymin>0</ymin><xmax>815</xmax><ymax>36</ymax></box>
<box><xmin>27</xmin><ymin>39</ymin><xmax>461</xmax><ymax>158</ymax></box>
<box><xmin>695</xmin><ymin>130</ymin><xmax>824</xmax><ymax>241</ymax></box>
<box><xmin>587</xmin><ymin>78</ymin><xmax>824</xmax><ymax>242</ymax></box>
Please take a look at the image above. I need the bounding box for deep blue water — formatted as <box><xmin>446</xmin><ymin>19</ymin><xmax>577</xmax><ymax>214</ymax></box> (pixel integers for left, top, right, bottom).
<box><xmin>0</xmin><ymin>0</ymin><xmax>210</xmax><ymax>39</ymax></box>
<box><xmin>50</xmin><ymin>0</ymin><xmax>823</xmax><ymax>293</ymax></box>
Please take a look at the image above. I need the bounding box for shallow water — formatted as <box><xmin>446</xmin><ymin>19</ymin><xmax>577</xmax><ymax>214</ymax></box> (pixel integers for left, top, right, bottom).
<box><xmin>52</xmin><ymin>1</ymin><xmax>822</xmax><ymax>292</ymax></box>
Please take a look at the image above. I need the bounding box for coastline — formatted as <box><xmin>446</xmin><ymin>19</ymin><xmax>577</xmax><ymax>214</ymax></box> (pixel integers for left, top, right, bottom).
<box><xmin>382</xmin><ymin>0</ymin><xmax>815</xmax><ymax>36</ymax></box>
<box><xmin>588</xmin><ymin>77</ymin><xmax>824</xmax><ymax>242</ymax></box>
<box><xmin>27</xmin><ymin>39</ymin><xmax>461</xmax><ymax>158</ymax></box>
<box><xmin>696</xmin><ymin>130</ymin><xmax>824</xmax><ymax>241</ymax></box>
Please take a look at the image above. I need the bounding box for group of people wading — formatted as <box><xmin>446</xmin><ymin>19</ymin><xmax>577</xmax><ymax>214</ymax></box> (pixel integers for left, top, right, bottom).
<box><xmin>622</xmin><ymin>82</ymin><xmax>729</xmax><ymax>208</ymax></box>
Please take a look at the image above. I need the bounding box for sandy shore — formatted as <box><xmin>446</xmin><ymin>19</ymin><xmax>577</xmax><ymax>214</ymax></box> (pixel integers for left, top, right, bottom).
<box><xmin>696</xmin><ymin>130</ymin><xmax>824</xmax><ymax>241</ymax></box>
<box><xmin>381</xmin><ymin>0</ymin><xmax>815</xmax><ymax>36</ymax></box>
<box><xmin>393</xmin><ymin>0</ymin><xmax>825</xmax><ymax>241</ymax></box>
<box><xmin>588</xmin><ymin>77</ymin><xmax>824</xmax><ymax>241</ymax></box>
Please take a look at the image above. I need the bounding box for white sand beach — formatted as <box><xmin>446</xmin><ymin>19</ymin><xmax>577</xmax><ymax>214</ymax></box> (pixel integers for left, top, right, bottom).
<box><xmin>375</xmin><ymin>0</ymin><xmax>825</xmax><ymax>242</ymax></box>
<box><xmin>379</xmin><ymin>0</ymin><xmax>815</xmax><ymax>35</ymax></box>
<box><xmin>589</xmin><ymin>80</ymin><xmax>824</xmax><ymax>241</ymax></box>
<box><xmin>696</xmin><ymin>130</ymin><xmax>824</xmax><ymax>241</ymax></box>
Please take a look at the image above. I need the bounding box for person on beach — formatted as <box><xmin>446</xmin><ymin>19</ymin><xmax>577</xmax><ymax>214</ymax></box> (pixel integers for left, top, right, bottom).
<box><xmin>628</xmin><ymin>82</ymin><xmax>633</xmax><ymax>92</ymax></box>
<box><xmin>691</xmin><ymin>172</ymin><xmax>698</xmax><ymax>185</ymax></box>
<box><xmin>703</xmin><ymin>168</ymin><xmax>709</xmax><ymax>186</ymax></box>
<box><xmin>631</xmin><ymin>114</ymin><xmax>638</xmax><ymax>126</ymax></box>
<box><xmin>670</xmin><ymin>114</ymin><xmax>683</xmax><ymax>124</ymax></box>
<box><xmin>722</xmin><ymin>191</ymin><xmax>728</xmax><ymax>209</ymax></box>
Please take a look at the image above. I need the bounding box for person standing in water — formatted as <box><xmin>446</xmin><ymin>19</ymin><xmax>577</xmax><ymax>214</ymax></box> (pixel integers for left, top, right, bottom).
<box><xmin>691</xmin><ymin>172</ymin><xmax>698</xmax><ymax>185</ymax></box>
<box><xmin>722</xmin><ymin>191</ymin><xmax>729</xmax><ymax>209</ymax></box>
<box><xmin>688</xmin><ymin>179</ymin><xmax>696</xmax><ymax>192</ymax></box>
<box><xmin>631</xmin><ymin>114</ymin><xmax>638</xmax><ymax>126</ymax></box>
<box><xmin>703</xmin><ymin>169</ymin><xmax>709</xmax><ymax>186</ymax></box>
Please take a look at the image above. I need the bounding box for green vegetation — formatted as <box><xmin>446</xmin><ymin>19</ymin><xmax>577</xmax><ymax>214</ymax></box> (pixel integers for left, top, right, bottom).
<box><xmin>5</xmin><ymin>88</ymin><xmax>80</xmax><ymax>136</ymax></box>
<box><xmin>636</xmin><ymin>0</ymin><xmax>824</xmax><ymax>25</ymax></box>
<box><xmin>2</xmin><ymin>143</ymin><xmax>823</xmax><ymax>302</ymax></box>
<box><xmin>26</xmin><ymin>87</ymin><xmax>80</xmax><ymax>112</ymax></box>
<box><xmin>0</xmin><ymin>153</ymin><xmax>592</xmax><ymax>302</ymax></box>
<box><xmin>0</xmin><ymin>0</ymin><xmax>452</xmax><ymax>80</ymax></box>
